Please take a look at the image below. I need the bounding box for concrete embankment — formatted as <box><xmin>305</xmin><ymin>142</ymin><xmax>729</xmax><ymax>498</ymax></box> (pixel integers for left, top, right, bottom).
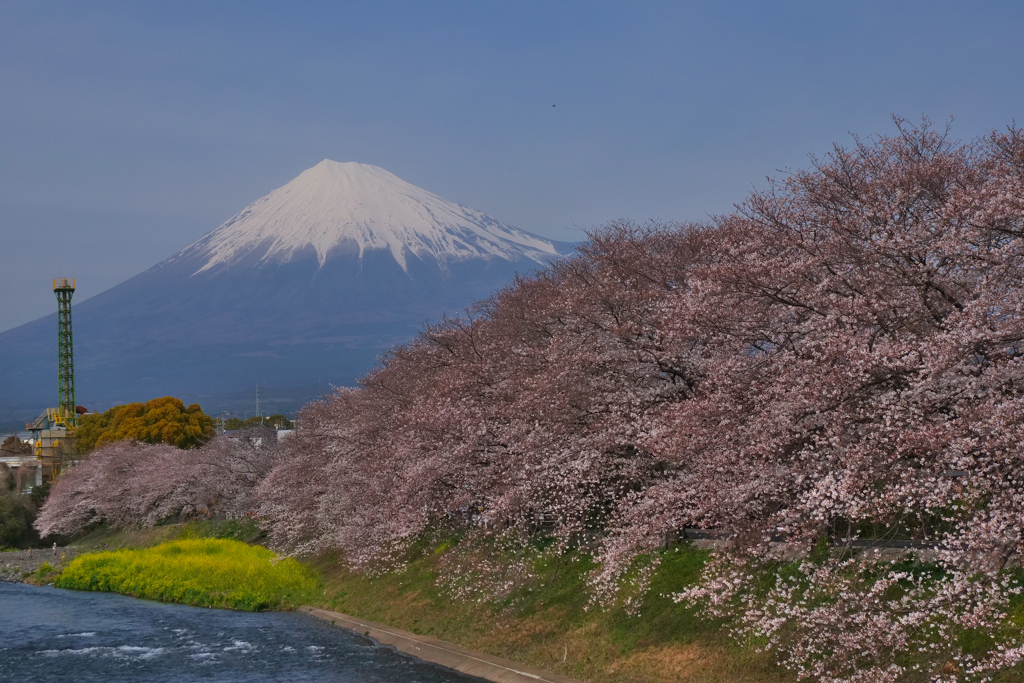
<box><xmin>0</xmin><ymin>547</ymin><xmax>79</xmax><ymax>582</ymax></box>
<box><xmin>300</xmin><ymin>606</ymin><xmax>583</xmax><ymax>683</ymax></box>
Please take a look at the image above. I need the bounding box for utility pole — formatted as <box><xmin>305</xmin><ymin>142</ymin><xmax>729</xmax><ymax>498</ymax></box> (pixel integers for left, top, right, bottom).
<box><xmin>255</xmin><ymin>385</ymin><xmax>263</xmax><ymax>424</ymax></box>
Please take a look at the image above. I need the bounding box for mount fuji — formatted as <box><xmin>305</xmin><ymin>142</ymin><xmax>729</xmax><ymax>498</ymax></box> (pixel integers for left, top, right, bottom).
<box><xmin>0</xmin><ymin>162</ymin><xmax>573</xmax><ymax>426</ymax></box>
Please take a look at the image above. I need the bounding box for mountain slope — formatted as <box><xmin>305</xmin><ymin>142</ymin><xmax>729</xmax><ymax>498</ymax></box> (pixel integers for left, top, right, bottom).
<box><xmin>0</xmin><ymin>162</ymin><xmax>572</xmax><ymax>427</ymax></box>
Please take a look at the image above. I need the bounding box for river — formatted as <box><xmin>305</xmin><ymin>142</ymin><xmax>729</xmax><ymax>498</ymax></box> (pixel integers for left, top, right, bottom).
<box><xmin>0</xmin><ymin>582</ymin><xmax>481</xmax><ymax>682</ymax></box>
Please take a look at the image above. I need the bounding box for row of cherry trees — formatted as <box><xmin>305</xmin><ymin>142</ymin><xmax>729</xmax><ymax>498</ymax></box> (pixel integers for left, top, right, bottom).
<box><xmin>37</xmin><ymin>121</ymin><xmax>1024</xmax><ymax>680</ymax></box>
<box><xmin>258</xmin><ymin>121</ymin><xmax>1024</xmax><ymax>680</ymax></box>
<box><xmin>35</xmin><ymin>429</ymin><xmax>280</xmax><ymax>538</ymax></box>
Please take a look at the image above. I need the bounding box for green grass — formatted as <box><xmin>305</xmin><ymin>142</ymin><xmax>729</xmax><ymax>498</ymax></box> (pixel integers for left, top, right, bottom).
<box><xmin>68</xmin><ymin>517</ymin><xmax>265</xmax><ymax>552</ymax></box>
<box><xmin>176</xmin><ymin>517</ymin><xmax>266</xmax><ymax>543</ymax></box>
<box><xmin>57</xmin><ymin>538</ymin><xmax>320</xmax><ymax>611</ymax></box>
<box><xmin>309</xmin><ymin>540</ymin><xmax>785</xmax><ymax>683</ymax></box>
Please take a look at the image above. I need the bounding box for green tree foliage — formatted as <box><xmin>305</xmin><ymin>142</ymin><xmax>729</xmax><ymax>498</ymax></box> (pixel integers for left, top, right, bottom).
<box><xmin>76</xmin><ymin>397</ymin><xmax>215</xmax><ymax>453</ymax></box>
<box><xmin>0</xmin><ymin>464</ymin><xmax>38</xmax><ymax>548</ymax></box>
<box><xmin>221</xmin><ymin>414</ymin><xmax>293</xmax><ymax>431</ymax></box>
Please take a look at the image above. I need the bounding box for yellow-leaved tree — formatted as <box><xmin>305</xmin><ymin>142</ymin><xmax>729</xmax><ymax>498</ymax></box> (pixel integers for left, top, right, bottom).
<box><xmin>76</xmin><ymin>397</ymin><xmax>215</xmax><ymax>453</ymax></box>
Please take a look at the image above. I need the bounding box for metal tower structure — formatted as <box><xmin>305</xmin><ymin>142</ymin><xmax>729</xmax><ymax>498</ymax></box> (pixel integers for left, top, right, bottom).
<box><xmin>53</xmin><ymin>277</ymin><xmax>77</xmax><ymax>428</ymax></box>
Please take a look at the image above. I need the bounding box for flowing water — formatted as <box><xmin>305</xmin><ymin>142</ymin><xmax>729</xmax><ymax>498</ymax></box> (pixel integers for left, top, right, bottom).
<box><xmin>0</xmin><ymin>582</ymin><xmax>479</xmax><ymax>682</ymax></box>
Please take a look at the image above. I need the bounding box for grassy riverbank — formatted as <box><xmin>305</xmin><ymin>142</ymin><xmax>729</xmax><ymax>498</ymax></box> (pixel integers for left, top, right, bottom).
<box><xmin>56</xmin><ymin>523</ymin><xmax>780</xmax><ymax>681</ymax></box>
<box><xmin>57</xmin><ymin>537</ymin><xmax>319</xmax><ymax>611</ymax></box>
<box><xmin>310</xmin><ymin>540</ymin><xmax>784</xmax><ymax>683</ymax></box>
<box><xmin>54</xmin><ymin>523</ymin><xmax>1024</xmax><ymax>683</ymax></box>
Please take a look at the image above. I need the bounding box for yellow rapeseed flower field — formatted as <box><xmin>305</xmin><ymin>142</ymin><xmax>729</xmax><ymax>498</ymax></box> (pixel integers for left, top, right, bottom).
<box><xmin>57</xmin><ymin>538</ymin><xmax>318</xmax><ymax>611</ymax></box>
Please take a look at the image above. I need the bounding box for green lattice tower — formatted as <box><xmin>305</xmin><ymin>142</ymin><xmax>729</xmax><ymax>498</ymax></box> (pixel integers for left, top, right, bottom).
<box><xmin>54</xmin><ymin>277</ymin><xmax>76</xmax><ymax>428</ymax></box>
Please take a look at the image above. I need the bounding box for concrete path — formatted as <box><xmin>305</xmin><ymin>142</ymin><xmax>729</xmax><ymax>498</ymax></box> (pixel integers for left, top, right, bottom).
<box><xmin>299</xmin><ymin>606</ymin><xmax>583</xmax><ymax>683</ymax></box>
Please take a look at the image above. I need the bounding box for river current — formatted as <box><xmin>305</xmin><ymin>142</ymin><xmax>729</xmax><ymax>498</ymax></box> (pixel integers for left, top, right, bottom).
<box><xmin>0</xmin><ymin>582</ymin><xmax>479</xmax><ymax>683</ymax></box>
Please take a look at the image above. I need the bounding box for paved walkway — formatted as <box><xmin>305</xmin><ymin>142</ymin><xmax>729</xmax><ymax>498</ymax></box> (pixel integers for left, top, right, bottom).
<box><xmin>299</xmin><ymin>606</ymin><xmax>583</xmax><ymax>683</ymax></box>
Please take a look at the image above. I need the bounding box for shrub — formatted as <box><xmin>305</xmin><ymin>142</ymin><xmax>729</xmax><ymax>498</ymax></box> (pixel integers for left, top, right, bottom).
<box><xmin>56</xmin><ymin>538</ymin><xmax>318</xmax><ymax>611</ymax></box>
<box><xmin>0</xmin><ymin>463</ymin><xmax>40</xmax><ymax>548</ymax></box>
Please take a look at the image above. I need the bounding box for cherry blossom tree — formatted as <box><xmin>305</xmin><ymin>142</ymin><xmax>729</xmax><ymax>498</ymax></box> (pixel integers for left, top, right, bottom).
<box><xmin>35</xmin><ymin>428</ymin><xmax>281</xmax><ymax>538</ymax></box>
<box><xmin>610</xmin><ymin>120</ymin><xmax>1024</xmax><ymax>679</ymax></box>
<box><xmin>256</xmin><ymin>220</ymin><xmax>711</xmax><ymax>565</ymax></box>
<box><xmin>256</xmin><ymin>120</ymin><xmax>1024</xmax><ymax>679</ymax></box>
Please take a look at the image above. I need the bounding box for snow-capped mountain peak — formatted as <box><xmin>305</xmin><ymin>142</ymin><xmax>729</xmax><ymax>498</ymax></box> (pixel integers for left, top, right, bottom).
<box><xmin>180</xmin><ymin>160</ymin><xmax>562</xmax><ymax>274</ymax></box>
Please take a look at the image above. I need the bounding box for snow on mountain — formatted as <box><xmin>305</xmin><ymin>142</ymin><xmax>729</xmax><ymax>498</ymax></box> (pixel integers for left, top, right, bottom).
<box><xmin>177</xmin><ymin>160</ymin><xmax>561</xmax><ymax>274</ymax></box>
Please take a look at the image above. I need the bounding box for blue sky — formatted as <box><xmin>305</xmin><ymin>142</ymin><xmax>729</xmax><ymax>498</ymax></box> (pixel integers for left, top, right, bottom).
<box><xmin>2</xmin><ymin>1</ymin><xmax>1023</xmax><ymax>331</ymax></box>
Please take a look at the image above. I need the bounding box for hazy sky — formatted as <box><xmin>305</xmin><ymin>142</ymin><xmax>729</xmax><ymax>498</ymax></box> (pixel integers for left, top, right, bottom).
<box><xmin>2</xmin><ymin>1</ymin><xmax>1023</xmax><ymax>332</ymax></box>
